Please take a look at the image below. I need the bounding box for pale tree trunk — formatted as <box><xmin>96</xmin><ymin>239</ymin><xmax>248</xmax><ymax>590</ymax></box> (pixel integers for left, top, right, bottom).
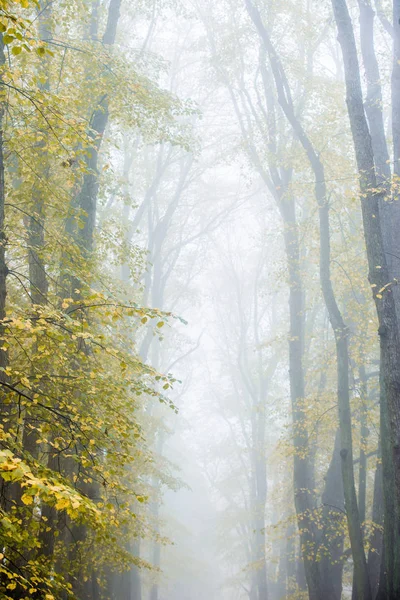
<box><xmin>357</xmin><ymin>367</ymin><xmax>369</xmax><ymax>527</ymax></box>
<box><xmin>274</xmin><ymin>523</ymin><xmax>294</xmax><ymax>598</ymax></box>
<box><xmin>149</xmin><ymin>430</ymin><xmax>164</xmax><ymax>600</ymax></box>
<box><xmin>368</xmin><ymin>451</ymin><xmax>383</xmax><ymax>599</ymax></box>
<box><xmin>252</xmin><ymin>275</ymin><xmax>273</xmax><ymax>600</ymax></box>
<box><xmin>131</xmin><ymin>540</ymin><xmax>142</xmax><ymax>600</ymax></box>
<box><xmin>253</xmin><ymin>429</ymin><xmax>268</xmax><ymax>599</ymax></box>
<box><xmin>352</xmin><ymin>365</ymin><xmax>369</xmax><ymax>600</ymax></box>
<box><xmin>319</xmin><ymin>430</ymin><xmax>345</xmax><ymax>600</ymax></box>
<box><xmin>279</xmin><ymin>195</ymin><xmax>325</xmax><ymax>600</ymax></box>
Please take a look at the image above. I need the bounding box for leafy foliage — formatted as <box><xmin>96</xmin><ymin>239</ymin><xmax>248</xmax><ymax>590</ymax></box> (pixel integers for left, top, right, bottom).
<box><xmin>0</xmin><ymin>0</ymin><xmax>192</xmax><ymax>597</ymax></box>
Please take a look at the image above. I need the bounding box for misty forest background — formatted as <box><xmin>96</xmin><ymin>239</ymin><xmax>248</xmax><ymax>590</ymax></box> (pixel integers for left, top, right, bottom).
<box><xmin>1</xmin><ymin>0</ymin><xmax>400</xmax><ymax>599</ymax></box>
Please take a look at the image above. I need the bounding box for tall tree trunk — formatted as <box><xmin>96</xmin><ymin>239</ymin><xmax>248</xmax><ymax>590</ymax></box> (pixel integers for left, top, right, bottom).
<box><xmin>358</xmin><ymin>2</ymin><xmax>400</xmax><ymax>596</ymax></box>
<box><xmin>149</xmin><ymin>415</ymin><xmax>164</xmax><ymax>600</ymax></box>
<box><xmin>352</xmin><ymin>365</ymin><xmax>369</xmax><ymax>599</ymax></box>
<box><xmin>376</xmin><ymin>362</ymin><xmax>400</xmax><ymax>599</ymax></box>
<box><xmin>0</xmin><ymin>33</ymin><xmax>10</xmax><ymax>513</ymax></box>
<box><xmin>260</xmin><ymin>43</ymin><xmax>322</xmax><ymax>600</ymax></box>
<box><xmin>75</xmin><ymin>0</ymin><xmax>121</xmax><ymax>259</ymax></box>
<box><xmin>392</xmin><ymin>1</ymin><xmax>400</xmax><ymax>189</ymax></box>
<box><xmin>319</xmin><ymin>430</ymin><xmax>345</xmax><ymax>600</ymax></box>
<box><xmin>18</xmin><ymin>5</ymin><xmax>54</xmax><ymax>561</ymax></box>
<box><xmin>357</xmin><ymin>366</ymin><xmax>369</xmax><ymax>527</ymax></box>
<box><xmin>245</xmin><ymin>2</ymin><xmax>371</xmax><ymax>597</ymax></box>
<box><xmin>279</xmin><ymin>194</ymin><xmax>324</xmax><ymax>599</ymax></box>
<box><xmin>131</xmin><ymin>539</ymin><xmax>142</xmax><ymax>600</ymax></box>
<box><xmin>391</xmin><ymin>4</ymin><xmax>400</xmax><ymax>321</ymax></box>
<box><xmin>64</xmin><ymin>4</ymin><xmax>123</xmax><ymax>598</ymax></box>
<box><xmin>0</xmin><ymin>34</ymin><xmax>6</xmax><ymax>379</ymax></box>
<box><xmin>252</xmin><ymin>402</ymin><xmax>268</xmax><ymax>600</ymax></box>
<box><xmin>358</xmin><ymin>0</ymin><xmax>391</xmax><ymax>184</ymax></box>
<box><xmin>357</xmin><ymin>0</ymin><xmax>397</xmax><ymax>306</ymax></box>
<box><xmin>331</xmin><ymin>2</ymin><xmax>400</xmax><ymax>597</ymax></box>
<box><xmin>23</xmin><ymin>0</ymin><xmax>51</xmax><ymax>465</ymax></box>
<box><xmin>368</xmin><ymin>450</ymin><xmax>383</xmax><ymax>599</ymax></box>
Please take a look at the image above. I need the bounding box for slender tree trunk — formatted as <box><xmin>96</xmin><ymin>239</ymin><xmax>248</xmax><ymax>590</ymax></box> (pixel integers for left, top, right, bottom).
<box><xmin>357</xmin><ymin>0</ymin><xmax>396</xmax><ymax>296</ymax></box>
<box><xmin>75</xmin><ymin>0</ymin><xmax>121</xmax><ymax>257</ymax></box>
<box><xmin>368</xmin><ymin>451</ymin><xmax>383</xmax><ymax>599</ymax></box>
<box><xmin>279</xmin><ymin>196</ymin><xmax>324</xmax><ymax>600</ymax></box>
<box><xmin>22</xmin><ymin>0</ymin><xmax>51</xmax><ymax>481</ymax></box>
<box><xmin>149</xmin><ymin>423</ymin><xmax>164</xmax><ymax>600</ymax></box>
<box><xmin>253</xmin><ymin>404</ymin><xmax>268</xmax><ymax>599</ymax></box>
<box><xmin>0</xmin><ymin>33</ymin><xmax>10</xmax><ymax>514</ymax></box>
<box><xmin>131</xmin><ymin>539</ymin><xmax>142</xmax><ymax>600</ymax></box>
<box><xmin>391</xmin><ymin>3</ymin><xmax>400</xmax><ymax>320</ymax></box>
<box><xmin>65</xmin><ymin>4</ymin><xmax>123</xmax><ymax>598</ymax></box>
<box><xmin>0</xmin><ymin>34</ymin><xmax>7</xmax><ymax>379</ymax></box>
<box><xmin>352</xmin><ymin>365</ymin><xmax>370</xmax><ymax>599</ymax></box>
<box><xmin>392</xmin><ymin>1</ymin><xmax>400</xmax><ymax>186</ymax></box>
<box><xmin>357</xmin><ymin>366</ymin><xmax>369</xmax><ymax>527</ymax></box>
<box><xmin>319</xmin><ymin>430</ymin><xmax>345</xmax><ymax>600</ymax></box>
<box><xmin>358</xmin><ymin>0</ymin><xmax>391</xmax><ymax>184</ymax></box>
<box><xmin>286</xmin><ymin>524</ymin><xmax>296</xmax><ymax>596</ymax></box>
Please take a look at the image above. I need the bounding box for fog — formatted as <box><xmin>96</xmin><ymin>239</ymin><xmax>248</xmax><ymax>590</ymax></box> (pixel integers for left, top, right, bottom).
<box><xmin>0</xmin><ymin>1</ymin><xmax>398</xmax><ymax>599</ymax></box>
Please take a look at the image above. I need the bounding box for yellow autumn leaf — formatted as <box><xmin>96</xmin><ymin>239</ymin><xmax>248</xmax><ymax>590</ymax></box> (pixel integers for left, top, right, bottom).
<box><xmin>21</xmin><ymin>494</ymin><xmax>33</xmax><ymax>505</ymax></box>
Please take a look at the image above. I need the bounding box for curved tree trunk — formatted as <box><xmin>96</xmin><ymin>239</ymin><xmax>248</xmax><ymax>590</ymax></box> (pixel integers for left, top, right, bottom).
<box><xmin>245</xmin><ymin>2</ymin><xmax>371</xmax><ymax>598</ymax></box>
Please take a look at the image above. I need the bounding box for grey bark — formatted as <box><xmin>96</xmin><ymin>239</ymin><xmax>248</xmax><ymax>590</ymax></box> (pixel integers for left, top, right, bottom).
<box><xmin>75</xmin><ymin>0</ymin><xmax>122</xmax><ymax>258</ymax></box>
<box><xmin>25</xmin><ymin>4</ymin><xmax>53</xmax><ymax>558</ymax></box>
<box><xmin>358</xmin><ymin>367</ymin><xmax>369</xmax><ymax>524</ymax></box>
<box><xmin>66</xmin><ymin>4</ymin><xmax>123</xmax><ymax>598</ymax></box>
<box><xmin>0</xmin><ymin>33</ymin><xmax>10</xmax><ymax>512</ymax></box>
<box><xmin>357</xmin><ymin>1</ymin><xmax>396</xmax><ymax>284</ymax></box>
<box><xmin>391</xmin><ymin>0</ymin><xmax>400</xmax><ymax>318</ymax></box>
<box><xmin>0</xmin><ymin>34</ymin><xmax>6</xmax><ymax>377</ymax></box>
<box><xmin>331</xmin><ymin>2</ymin><xmax>400</xmax><ymax>597</ymax></box>
<box><xmin>245</xmin><ymin>2</ymin><xmax>371</xmax><ymax>598</ymax></box>
<box><xmin>240</xmin><ymin>40</ymin><xmax>320</xmax><ymax>599</ymax></box>
<box><xmin>353</xmin><ymin>366</ymin><xmax>369</xmax><ymax>600</ymax></box>
<box><xmin>320</xmin><ymin>430</ymin><xmax>345</xmax><ymax>600</ymax></box>
<box><xmin>368</xmin><ymin>451</ymin><xmax>383</xmax><ymax>599</ymax></box>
